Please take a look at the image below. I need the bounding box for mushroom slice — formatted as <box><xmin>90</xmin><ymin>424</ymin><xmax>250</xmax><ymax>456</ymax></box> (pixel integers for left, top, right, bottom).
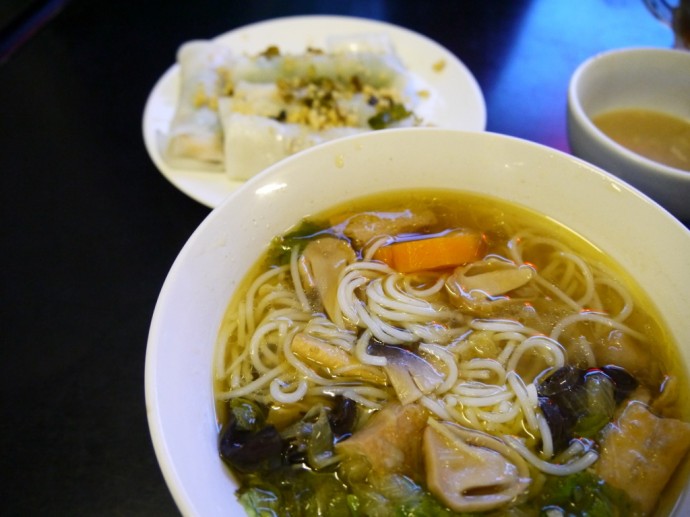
<box><xmin>368</xmin><ymin>342</ymin><xmax>443</xmax><ymax>405</ymax></box>
<box><xmin>423</xmin><ymin>420</ymin><xmax>531</xmax><ymax>513</ymax></box>
<box><xmin>340</xmin><ymin>209</ymin><xmax>437</xmax><ymax>249</ymax></box>
<box><xmin>446</xmin><ymin>258</ymin><xmax>535</xmax><ymax>315</ymax></box>
<box><xmin>298</xmin><ymin>236</ymin><xmax>356</xmax><ymax>320</ymax></box>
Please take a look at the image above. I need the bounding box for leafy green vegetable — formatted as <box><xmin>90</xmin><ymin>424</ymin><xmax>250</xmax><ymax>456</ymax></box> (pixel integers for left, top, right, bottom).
<box><xmin>238</xmin><ymin>468</ymin><xmax>354</xmax><ymax>517</ymax></box>
<box><xmin>267</xmin><ymin>219</ymin><xmax>329</xmax><ymax>265</ymax></box>
<box><xmin>573</xmin><ymin>372</ymin><xmax>616</xmax><ymax>438</ymax></box>
<box><xmin>230</xmin><ymin>398</ymin><xmax>266</xmax><ymax>432</ymax></box>
<box><xmin>368</xmin><ymin>103</ymin><xmax>412</xmax><ymax>130</ymax></box>
<box><xmin>238</xmin><ymin>487</ymin><xmax>281</xmax><ymax>517</ymax></box>
<box><xmin>306</xmin><ymin>408</ymin><xmax>336</xmax><ymax>469</ymax></box>
<box><xmin>347</xmin><ymin>474</ymin><xmax>471</xmax><ymax>517</ymax></box>
<box><xmin>394</xmin><ymin>492</ymin><xmax>459</xmax><ymax>517</ymax></box>
<box><xmin>535</xmin><ymin>470</ymin><xmax>640</xmax><ymax>516</ymax></box>
<box><xmin>280</xmin><ymin>404</ymin><xmax>339</xmax><ymax>471</ymax></box>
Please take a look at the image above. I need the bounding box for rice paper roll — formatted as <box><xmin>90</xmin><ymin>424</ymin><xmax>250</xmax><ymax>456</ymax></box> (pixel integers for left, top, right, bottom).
<box><xmin>220</xmin><ymin>108</ymin><xmax>366</xmax><ymax>181</ymax></box>
<box><xmin>163</xmin><ymin>33</ymin><xmax>419</xmax><ymax>174</ymax></box>
<box><xmin>228</xmin><ymin>34</ymin><xmax>409</xmax><ymax>90</ymax></box>
<box><xmin>230</xmin><ymin>80</ymin><xmax>380</xmax><ymax>128</ymax></box>
<box><xmin>228</xmin><ymin>81</ymin><xmax>286</xmax><ymax>118</ymax></box>
<box><xmin>163</xmin><ymin>41</ymin><xmax>234</xmax><ymax>170</ymax></box>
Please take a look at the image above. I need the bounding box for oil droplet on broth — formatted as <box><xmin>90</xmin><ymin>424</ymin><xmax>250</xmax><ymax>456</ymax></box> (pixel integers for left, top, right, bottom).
<box><xmin>335</xmin><ymin>154</ymin><xmax>345</xmax><ymax>168</ymax></box>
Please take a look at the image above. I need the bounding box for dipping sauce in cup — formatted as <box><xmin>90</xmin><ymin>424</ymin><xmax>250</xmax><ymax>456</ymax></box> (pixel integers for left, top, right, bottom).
<box><xmin>591</xmin><ymin>108</ymin><xmax>690</xmax><ymax>171</ymax></box>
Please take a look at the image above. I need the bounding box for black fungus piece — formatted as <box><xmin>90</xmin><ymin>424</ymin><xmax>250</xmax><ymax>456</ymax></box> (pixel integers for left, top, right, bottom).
<box><xmin>539</xmin><ymin>396</ymin><xmax>571</xmax><ymax>453</ymax></box>
<box><xmin>600</xmin><ymin>365</ymin><xmax>639</xmax><ymax>404</ymax></box>
<box><xmin>219</xmin><ymin>422</ymin><xmax>285</xmax><ymax>473</ymax></box>
<box><xmin>328</xmin><ymin>396</ymin><xmax>357</xmax><ymax>440</ymax></box>
<box><xmin>537</xmin><ymin>365</ymin><xmax>585</xmax><ymax>397</ymax></box>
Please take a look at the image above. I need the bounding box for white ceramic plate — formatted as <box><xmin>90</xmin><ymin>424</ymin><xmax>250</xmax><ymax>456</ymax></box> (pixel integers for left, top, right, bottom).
<box><xmin>142</xmin><ymin>15</ymin><xmax>486</xmax><ymax>208</ymax></box>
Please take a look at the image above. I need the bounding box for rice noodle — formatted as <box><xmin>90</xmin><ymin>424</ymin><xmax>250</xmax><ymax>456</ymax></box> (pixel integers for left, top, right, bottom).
<box><xmin>217</xmin><ymin>363</ymin><xmax>289</xmax><ymax>400</ymax></box>
<box><xmin>270</xmin><ymin>378</ymin><xmax>308</xmax><ymax>404</ymax></box>
<box><xmin>537</xmin><ymin>411</ymin><xmax>554</xmax><ymax>460</ymax></box>
<box><xmin>419</xmin><ymin>343</ymin><xmax>457</xmax><ymax>393</ymax></box>
<box><xmin>507</xmin><ymin>371</ymin><xmax>539</xmax><ymax>432</ymax></box>
<box><xmin>244</xmin><ymin>265</ymin><xmax>289</xmax><ymax>333</ymax></box>
<box><xmin>503</xmin><ymin>435</ymin><xmax>598</xmax><ymax>476</ymax></box>
<box><xmin>557</xmin><ymin>251</ymin><xmax>595</xmax><ymax>306</ymax></box>
<box><xmin>354</xmin><ymin>329</ymin><xmax>387</xmax><ymax>366</ymax></box>
<box><xmin>420</xmin><ymin>395</ymin><xmax>451</xmax><ymax>419</ymax></box>
<box><xmin>362</xmin><ymin>236</ymin><xmax>391</xmax><ymax>261</ymax></box>
<box><xmin>506</xmin><ymin>335</ymin><xmax>565</xmax><ymax>374</ymax></box>
<box><xmin>402</xmin><ymin>272</ymin><xmax>447</xmax><ymax>297</ymax></box>
<box><xmin>550</xmin><ymin>311</ymin><xmax>649</xmax><ymax>343</ymax></box>
<box><xmin>595</xmin><ymin>277</ymin><xmax>633</xmax><ymax>321</ymax></box>
<box><xmin>290</xmin><ymin>246</ymin><xmax>311</xmax><ymax>312</ymax></box>
<box><xmin>459</xmin><ymin>358</ymin><xmax>506</xmax><ymax>384</ymax></box>
<box><xmin>470</xmin><ymin>319</ymin><xmax>536</xmax><ymax>334</ymax></box>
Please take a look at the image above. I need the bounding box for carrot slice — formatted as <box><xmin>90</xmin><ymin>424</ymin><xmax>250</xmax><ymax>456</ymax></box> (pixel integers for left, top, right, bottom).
<box><xmin>373</xmin><ymin>231</ymin><xmax>485</xmax><ymax>273</ymax></box>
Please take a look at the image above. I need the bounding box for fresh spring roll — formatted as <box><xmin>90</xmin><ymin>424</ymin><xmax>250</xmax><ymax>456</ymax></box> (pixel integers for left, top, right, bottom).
<box><xmin>227</xmin><ymin>81</ymin><xmax>286</xmax><ymax>118</ymax></box>
<box><xmin>228</xmin><ymin>34</ymin><xmax>408</xmax><ymax>90</ymax></box>
<box><xmin>163</xmin><ymin>41</ymin><xmax>234</xmax><ymax>170</ymax></box>
<box><xmin>164</xmin><ymin>34</ymin><xmax>418</xmax><ymax>174</ymax></box>
<box><xmin>219</xmin><ymin>108</ymin><xmax>367</xmax><ymax>181</ymax></box>
<box><xmin>229</xmin><ymin>80</ymin><xmax>379</xmax><ymax>127</ymax></box>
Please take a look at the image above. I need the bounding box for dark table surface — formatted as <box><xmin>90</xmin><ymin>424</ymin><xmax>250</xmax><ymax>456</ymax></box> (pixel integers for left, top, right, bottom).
<box><xmin>1</xmin><ymin>0</ymin><xmax>685</xmax><ymax>515</ymax></box>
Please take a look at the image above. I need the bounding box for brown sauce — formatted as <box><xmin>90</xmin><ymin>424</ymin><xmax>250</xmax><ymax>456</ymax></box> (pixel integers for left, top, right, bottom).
<box><xmin>592</xmin><ymin>108</ymin><xmax>690</xmax><ymax>172</ymax></box>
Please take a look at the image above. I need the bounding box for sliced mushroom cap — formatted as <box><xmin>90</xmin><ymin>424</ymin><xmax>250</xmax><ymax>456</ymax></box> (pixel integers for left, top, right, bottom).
<box><xmin>423</xmin><ymin>420</ymin><xmax>530</xmax><ymax>513</ymax></box>
<box><xmin>368</xmin><ymin>342</ymin><xmax>443</xmax><ymax>405</ymax></box>
<box><xmin>340</xmin><ymin>209</ymin><xmax>437</xmax><ymax>249</ymax></box>
<box><xmin>298</xmin><ymin>236</ymin><xmax>356</xmax><ymax>321</ymax></box>
<box><xmin>446</xmin><ymin>258</ymin><xmax>535</xmax><ymax>316</ymax></box>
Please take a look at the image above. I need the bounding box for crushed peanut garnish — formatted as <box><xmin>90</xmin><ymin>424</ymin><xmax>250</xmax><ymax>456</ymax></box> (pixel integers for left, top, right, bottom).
<box><xmin>199</xmin><ymin>46</ymin><xmax>416</xmax><ymax>131</ymax></box>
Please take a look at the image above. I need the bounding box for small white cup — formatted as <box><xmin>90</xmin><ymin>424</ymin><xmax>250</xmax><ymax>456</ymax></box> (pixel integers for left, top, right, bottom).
<box><xmin>567</xmin><ymin>47</ymin><xmax>690</xmax><ymax>221</ymax></box>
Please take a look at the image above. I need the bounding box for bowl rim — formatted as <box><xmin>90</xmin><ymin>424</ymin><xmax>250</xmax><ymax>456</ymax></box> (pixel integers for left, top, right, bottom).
<box><xmin>567</xmin><ymin>46</ymin><xmax>690</xmax><ymax>182</ymax></box>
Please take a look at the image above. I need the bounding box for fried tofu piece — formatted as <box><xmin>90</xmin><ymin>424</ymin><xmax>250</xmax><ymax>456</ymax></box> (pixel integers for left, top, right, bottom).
<box><xmin>595</xmin><ymin>401</ymin><xmax>690</xmax><ymax>515</ymax></box>
<box><xmin>291</xmin><ymin>332</ymin><xmax>386</xmax><ymax>384</ymax></box>
<box><xmin>335</xmin><ymin>402</ymin><xmax>428</xmax><ymax>480</ymax></box>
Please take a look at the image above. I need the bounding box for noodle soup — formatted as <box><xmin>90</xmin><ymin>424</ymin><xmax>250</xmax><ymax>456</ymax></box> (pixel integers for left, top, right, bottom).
<box><xmin>213</xmin><ymin>190</ymin><xmax>690</xmax><ymax>516</ymax></box>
